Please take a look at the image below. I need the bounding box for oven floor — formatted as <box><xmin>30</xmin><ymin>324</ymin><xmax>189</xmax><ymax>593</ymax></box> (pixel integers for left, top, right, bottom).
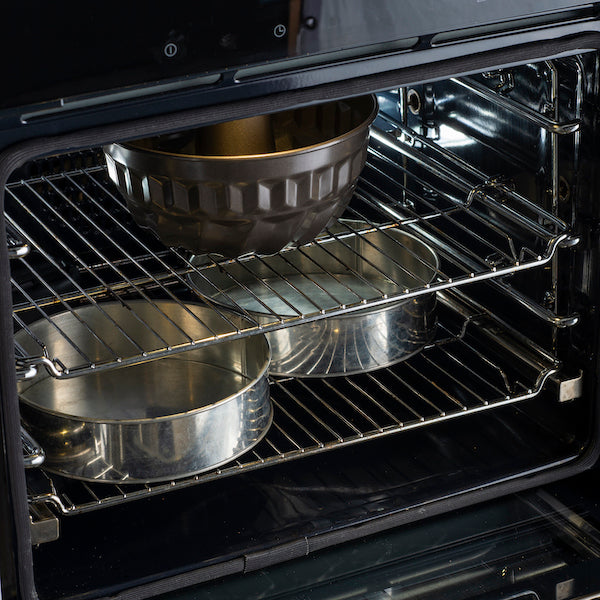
<box><xmin>31</xmin><ymin>399</ymin><xmax>586</xmax><ymax>600</ymax></box>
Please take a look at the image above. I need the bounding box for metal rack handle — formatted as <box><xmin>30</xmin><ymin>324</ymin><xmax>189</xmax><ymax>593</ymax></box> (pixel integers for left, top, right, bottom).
<box><xmin>451</xmin><ymin>77</ymin><xmax>581</xmax><ymax>135</ymax></box>
<box><xmin>21</xmin><ymin>428</ymin><xmax>45</xmax><ymax>468</ymax></box>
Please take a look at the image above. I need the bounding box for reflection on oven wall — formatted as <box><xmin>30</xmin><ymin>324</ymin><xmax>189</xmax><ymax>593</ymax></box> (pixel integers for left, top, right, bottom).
<box><xmin>373</xmin><ymin>57</ymin><xmax>596</xmax><ymax>359</ymax></box>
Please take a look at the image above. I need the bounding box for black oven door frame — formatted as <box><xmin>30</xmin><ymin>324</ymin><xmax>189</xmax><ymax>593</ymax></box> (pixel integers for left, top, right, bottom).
<box><xmin>2</xmin><ymin>16</ymin><xmax>600</xmax><ymax>600</ymax></box>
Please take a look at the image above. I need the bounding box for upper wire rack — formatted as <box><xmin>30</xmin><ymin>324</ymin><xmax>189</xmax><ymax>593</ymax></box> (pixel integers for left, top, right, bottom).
<box><xmin>7</xmin><ymin>123</ymin><xmax>570</xmax><ymax>378</ymax></box>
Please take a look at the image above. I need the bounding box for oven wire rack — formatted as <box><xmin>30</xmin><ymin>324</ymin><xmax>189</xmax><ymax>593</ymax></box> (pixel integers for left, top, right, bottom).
<box><xmin>7</xmin><ymin>124</ymin><xmax>573</xmax><ymax>380</ymax></box>
<box><xmin>25</xmin><ymin>288</ymin><xmax>560</xmax><ymax>516</ymax></box>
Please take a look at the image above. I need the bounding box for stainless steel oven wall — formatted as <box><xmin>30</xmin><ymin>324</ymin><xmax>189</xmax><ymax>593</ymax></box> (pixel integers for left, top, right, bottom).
<box><xmin>380</xmin><ymin>57</ymin><xmax>591</xmax><ymax>352</ymax></box>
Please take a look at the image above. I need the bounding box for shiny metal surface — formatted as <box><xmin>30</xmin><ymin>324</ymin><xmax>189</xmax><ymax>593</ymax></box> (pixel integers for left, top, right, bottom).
<box><xmin>190</xmin><ymin>224</ymin><xmax>438</xmax><ymax>377</ymax></box>
<box><xmin>9</xmin><ymin>130</ymin><xmax>569</xmax><ymax>379</ymax></box>
<box><xmin>21</xmin><ymin>427</ymin><xmax>45</xmax><ymax>468</ymax></box>
<box><xmin>451</xmin><ymin>76</ymin><xmax>580</xmax><ymax>134</ymax></box>
<box><xmin>104</xmin><ymin>95</ymin><xmax>377</xmax><ymax>257</ymax></box>
<box><xmin>16</xmin><ymin>301</ymin><xmax>271</xmax><ymax>483</ymax></box>
<box><xmin>29</xmin><ymin>503</ymin><xmax>60</xmax><ymax>545</ymax></box>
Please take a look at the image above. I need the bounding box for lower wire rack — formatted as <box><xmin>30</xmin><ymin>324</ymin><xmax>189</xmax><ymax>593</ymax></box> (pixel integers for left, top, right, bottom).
<box><xmin>26</xmin><ymin>290</ymin><xmax>559</xmax><ymax>517</ymax></box>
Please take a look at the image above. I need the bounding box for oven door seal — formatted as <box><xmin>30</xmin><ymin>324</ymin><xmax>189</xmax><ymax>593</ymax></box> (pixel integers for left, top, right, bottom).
<box><xmin>3</xmin><ymin>30</ymin><xmax>600</xmax><ymax>600</ymax></box>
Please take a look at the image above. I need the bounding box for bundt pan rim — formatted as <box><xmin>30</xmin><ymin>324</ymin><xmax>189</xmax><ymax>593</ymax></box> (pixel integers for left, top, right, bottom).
<box><xmin>118</xmin><ymin>94</ymin><xmax>378</xmax><ymax>161</ymax></box>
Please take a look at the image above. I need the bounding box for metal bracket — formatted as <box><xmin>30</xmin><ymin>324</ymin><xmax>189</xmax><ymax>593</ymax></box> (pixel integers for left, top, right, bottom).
<box><xmin>392</xmin><ymin>127</ymin><xmax>416</xmax><ymax>147</ymax></box>
<box><xmin>482</xmin><ymin>69</ymin><xmax>515</xmax><ymax>95</ymax></box>
<box><xmin>551</xmin><ymin>371</ymin><xmax>583</xmax><ymax>403</ymax></box>
<box><xmin>29</xmin><ymin>503</ymin><xmax>59</xmax><ymax>545</ymax></box>
<box><xmin>466</xmin><ymin>176</ymin><xmax>515</xmax><ymax>208</ymax></box>
<box><xmin>466</xmin><ymin>178</ymin><xmax>507</xmax><ymax>209</ymax></box>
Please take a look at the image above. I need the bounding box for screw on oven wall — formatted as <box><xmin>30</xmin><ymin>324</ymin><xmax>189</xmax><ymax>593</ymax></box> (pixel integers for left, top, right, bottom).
<box><xmin>407</xmin><ymin>89</ymin><xmax>421</xmax><ymax>115</ymax></box>
<box><xmin>303</xmin><ymin>16</ymin><xmax>317</xmax><ymax>29</ymax></box>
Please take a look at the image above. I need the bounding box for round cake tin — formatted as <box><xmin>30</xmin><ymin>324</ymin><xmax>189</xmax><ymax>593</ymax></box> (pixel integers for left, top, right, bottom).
<box><xmin>189</xmin><ymin>224</ymin><xmax>438</xmax><ymax>377</ymax></box>
<box><xmin>16</xmin><ymin>301</ymin><xmax>272</xmax><ymax>483</ymax></box>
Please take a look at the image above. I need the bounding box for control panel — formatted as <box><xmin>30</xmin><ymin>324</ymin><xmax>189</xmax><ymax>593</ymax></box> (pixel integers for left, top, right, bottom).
<box><xmin>0</xmin><ymin>0</ymin><xmax>593</xmax><ymax>112</ymax></box>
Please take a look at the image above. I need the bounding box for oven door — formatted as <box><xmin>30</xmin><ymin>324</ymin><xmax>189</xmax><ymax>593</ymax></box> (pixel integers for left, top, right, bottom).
<box><xmin>156</xmin><ymin>469</ymin><xmax>600</xmax><ymax>600</ymax></box>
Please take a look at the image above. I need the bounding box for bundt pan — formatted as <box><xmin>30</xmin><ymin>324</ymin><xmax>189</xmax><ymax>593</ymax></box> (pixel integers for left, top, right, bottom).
<box><xmin>104</xmin><ymin>95</ymin><xmax>378</xmax><ymax>257</ymax></box>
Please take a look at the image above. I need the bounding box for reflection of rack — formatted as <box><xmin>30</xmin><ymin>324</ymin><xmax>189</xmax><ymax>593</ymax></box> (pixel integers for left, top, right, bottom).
<box><xmin>7</xmin><ymin>125</ymin><xmax>572</xmax><ymax>379</ymax></box>
<box><xmin>26</xmin><ymin>290</ymin><xmax>560</xmax><ymax>518</ymax></box>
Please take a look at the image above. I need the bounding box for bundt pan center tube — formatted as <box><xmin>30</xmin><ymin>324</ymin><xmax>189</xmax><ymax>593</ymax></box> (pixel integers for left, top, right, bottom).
<box><xmin>104</xmin><ymin>95</ymin><xmax>378</xmax><ymax>256</ymax></box>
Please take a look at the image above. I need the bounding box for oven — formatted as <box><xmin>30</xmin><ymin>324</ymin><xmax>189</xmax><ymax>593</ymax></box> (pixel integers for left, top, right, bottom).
<box><xmin>3</xmin><ymin>2</ymin><xmax>600</xmax><ymax>599</ymax></box>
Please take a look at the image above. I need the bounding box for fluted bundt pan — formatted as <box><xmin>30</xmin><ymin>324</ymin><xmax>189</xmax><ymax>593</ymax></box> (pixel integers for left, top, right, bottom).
<box><xmin>104</xmin><ymin>95</ymin><xmax>378</xmax><ymax>256</ymax></box>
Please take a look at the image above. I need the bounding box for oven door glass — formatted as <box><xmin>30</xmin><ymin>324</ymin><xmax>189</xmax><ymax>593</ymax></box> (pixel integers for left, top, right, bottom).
<box><xmin>153</xmin><ymin>468</ymin><xmax>600</xmax><ymax>600</ymax></box>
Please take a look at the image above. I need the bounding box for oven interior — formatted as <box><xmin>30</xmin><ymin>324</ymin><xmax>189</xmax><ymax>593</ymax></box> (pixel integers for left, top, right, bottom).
<box><xmin>9</xmin><ymin>52</ymin><xmax>600</xmax><ymax>599</ymax></box>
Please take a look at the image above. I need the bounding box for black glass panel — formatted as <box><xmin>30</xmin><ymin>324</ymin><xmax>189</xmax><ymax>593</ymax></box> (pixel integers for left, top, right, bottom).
<box><xmin>0</xmin><ymin>1</ymin><xmax>593</xmax><ymax>111</ymax></box>
<box><xmin>0</xmin><ymin>1</ymin><xmax>290</xmax><ymax>110</ymax></box>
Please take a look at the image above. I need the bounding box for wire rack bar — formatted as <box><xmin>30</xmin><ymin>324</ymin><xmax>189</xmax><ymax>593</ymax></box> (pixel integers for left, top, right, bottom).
<box><xmin>7</xmin><ymin>130</ymin><xmax>569</xmax><ymax>379</ymax></box>
<box><xmin>368</xmin><ymin>124</ymin><xmax>568</xmax><ymax>238</ymax></box>
<box><xmin>21</xmin><ymin>427</ymin><xmax>45</xmax><ymax>468</ymax></box>
<box><xmin>449</xmin><ymin>77</ymin><xmax>581</xmax><ymax>135</ymax></box>
<box><xmin>26</xmin><ymin>291</ymin><xmax>559</xmax><ymax>516</ymax></box>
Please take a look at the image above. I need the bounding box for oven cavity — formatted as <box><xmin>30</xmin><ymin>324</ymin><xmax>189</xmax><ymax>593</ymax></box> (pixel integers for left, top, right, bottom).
<box><xmin>9</xmin><ymin>54</ymin><xmax>594</xmax><ymax>559</ymax></box>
